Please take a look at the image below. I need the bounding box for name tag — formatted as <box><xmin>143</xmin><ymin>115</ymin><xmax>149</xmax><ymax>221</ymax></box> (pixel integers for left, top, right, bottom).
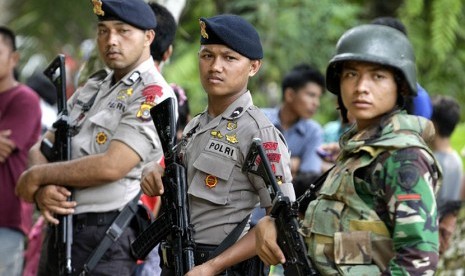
<box><xmin>205</xmin><ymin>139</ymin><xmax>237</xmax><ymax>161</ymax></box>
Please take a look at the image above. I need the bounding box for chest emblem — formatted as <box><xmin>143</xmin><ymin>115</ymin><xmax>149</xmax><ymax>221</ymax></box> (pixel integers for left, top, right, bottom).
<box><xmin>210</xmin><ymin>130</ymin><xmax>223</xmax><ymax>139</ymax></box>
<box><xmin>137</xmin><ymin>102</ymin><xmax>155</xmax><ymax>121</ymax></box>
<box><xmin>116</xmin><ymin>88</ymin><xmax>133</xmax><ymax>101</ymax></box>
<box><xmin>96</xmin><ymin>131</ymin><xmax>108</xmax><ymax>145</ymax></box>
<box><xmin>205</xmin><ymin>174</ymin><xmax>217</xmax><ymax>188</ymax></box>
<box><xmin>225</xmin><ymin>134</ymin><xmax>238</xmax><ymax>144</ymax></box>
<box><xmin>226</xmin><ymin>121</ymin><xmax>237</xmax><ymax>131</ymax></box>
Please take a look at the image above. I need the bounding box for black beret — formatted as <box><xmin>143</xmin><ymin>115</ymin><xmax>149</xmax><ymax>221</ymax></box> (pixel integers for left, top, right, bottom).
<box><xmin>92</xmin><ymin>0</ymin><xmax>157</xmax><ymax>30</ymax></box>
<box><xmin>199</xmin><ymin>14</ymin><xmax>263</xmax><ymax>60</ymax></box>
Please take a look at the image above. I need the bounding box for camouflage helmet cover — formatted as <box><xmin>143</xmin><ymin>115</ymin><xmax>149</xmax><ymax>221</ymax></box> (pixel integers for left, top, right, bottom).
<box><xmin>326</xmin><ymin>24</ymin><xmax>417</xmax><ymax>96</ymax></box>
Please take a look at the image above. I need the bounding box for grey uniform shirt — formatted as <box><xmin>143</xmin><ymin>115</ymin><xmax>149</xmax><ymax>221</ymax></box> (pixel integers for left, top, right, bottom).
<box><xmin>66</xmin><ymin>57</ymin><xmax>176</xmax><ymax>214</ymax></box>
<box><xmin>180</xmin><ymin>91</ymin><xmax>295</xmax><ymax>245</ymax></box>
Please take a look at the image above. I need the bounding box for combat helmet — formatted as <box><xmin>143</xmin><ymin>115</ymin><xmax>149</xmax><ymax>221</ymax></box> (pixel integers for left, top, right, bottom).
<box><xmin>326</xmin><ymin>24</ymin><xmax>417</xmax><ymax>96</ymax></box>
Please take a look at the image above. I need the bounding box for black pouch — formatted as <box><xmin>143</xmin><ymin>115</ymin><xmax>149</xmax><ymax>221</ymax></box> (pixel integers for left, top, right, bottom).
<box><xmin>227</xmin><ymin>256</ymin><xmax>266</xmax><ymax>276</ymax></box>
<box><xmin>130</xmin><ymin>204</ymin><xmax>154</xmax><ymax>235</ymax></box>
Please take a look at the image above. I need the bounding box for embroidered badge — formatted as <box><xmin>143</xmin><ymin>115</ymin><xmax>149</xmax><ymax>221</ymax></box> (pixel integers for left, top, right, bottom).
<box><xmin>143</xmin><ymin>85</ymin><xmax>164</xmax><ymax>103</ymax></box>
<box><xmin>96</xmin><ymin>131</ymin><xmax>107</xmax><ymax>145</ymax></box>
<box><xmin>205</xmin><ymin>174</ymin><xmax>217</xmax><ymax>188</ymax></box>
<box><xmin>266</xmin><ymin>153</ymin><xmax>281</xmax><ymax>163</ymax></box>
<box><xmin>206</xmin><ymin>139</ymin><xmax>237</xmax><ymax>160</ymax></box>
<box><xmin>137</xmin><ymin>102</ymin><xmax>155</xmax><ymax>121</ymax></box>
<box><xmin>271</xmin><ymin>163</ymin><xmax>277</xmax><ymax>174</ymax></box>
<box><xmin>116</xmin><ymin>88</ymin><xmax>133</xmax><ymax>101</ymax></box>
<box><xmin>200</xmin><ymin>20</ymin><xmax>209</xmax><ymax>39</ymax></box>
<box><xmin>225</xmin><ymin>134</ymin><xmax>238</xmax><ymax>144</ymax></box>
<box><xmin>263</xmin><ymin>142</ymin><xmax>278</xmax><ymax>151</ymax></box>
<box><xmin>210</xmin><ymin>130</ymin><xmax>223</xmax><ymax>139</ymax></box>
<box><xmin>92</xmin><ymin>0</ymin><xmax>105</xmax><ymax>16</ymax></box>
<box><xmin>226</xmin><ymin>121</ymin><xmax>237</xmax><ymax>131</ymax></box>
<box><xmin>397</xmin><ymin>194</ymin><xmax>421</xmax><ymax>201</ymax></box>
<box><xmin>275</xmin><ymin>175</ymin><xmax>283</xmax><ymax>185</ymax></box>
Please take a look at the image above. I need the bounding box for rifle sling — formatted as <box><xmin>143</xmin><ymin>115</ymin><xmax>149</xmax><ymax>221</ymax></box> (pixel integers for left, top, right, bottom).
<box><xmin>79</xmin><ymin>191</ymin><xmax>142</xmax><ymax>276</ymax></box>
<box><xmin>208</xmin><ymin>213</ymin><xmax>250</xmax><ymax>260</ymax></box>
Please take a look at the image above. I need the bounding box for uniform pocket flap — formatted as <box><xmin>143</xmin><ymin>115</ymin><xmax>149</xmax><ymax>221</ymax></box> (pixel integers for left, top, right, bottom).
<box><xmin>334</xmin><ymin>231</ymin><xmax>372</xmax><ymax>265</ymax></box>
<box><xmin>89</xmin><ymin>109</ymin><xmax>120</xmax><ymax>131</ymax></box>
<box><xmin>193</xmin><ymin>152</ymin><xmax>235</xmax><ymax>180</ymax></box>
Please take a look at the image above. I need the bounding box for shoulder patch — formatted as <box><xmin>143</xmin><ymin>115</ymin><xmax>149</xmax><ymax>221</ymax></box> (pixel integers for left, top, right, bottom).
<box><xmin>397</xmin><ymin>163</ymin><xmax>420</xmax><ymax>190</ymax></box>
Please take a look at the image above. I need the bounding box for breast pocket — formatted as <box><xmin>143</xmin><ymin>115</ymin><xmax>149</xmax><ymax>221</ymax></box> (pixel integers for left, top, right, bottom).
<box><xmin>188</xmin><ymin>152</ymin><xmax>236</xmax><ymax>205</ymax></box>
<box><xmin>86</xmin><ymin>109</ymin><xmax>122</xmax><ymax>151</ymax></box>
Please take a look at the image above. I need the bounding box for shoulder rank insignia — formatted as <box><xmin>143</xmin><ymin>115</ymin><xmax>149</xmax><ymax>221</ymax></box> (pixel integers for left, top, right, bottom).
<box><xmin>210</xmin><ymin>130</ymin><xmax>223</xmax><ymax>139</ymax></box>
<box><xmin>205</xmin><ymin>174</ymin><xmax>217</xmax><ymax>188</ymax></box>
<box><xmin>96</xmin><ymin>131</ymin><xmax>107</xmax><ymax>145</ymax></box>
<box><xmin>137</xmin><ymin>102</ymin><xmax>155</xmax><ymax>121</ymax></box>
<box><xmin>92</xmin><ymin>0</ymin><xmax>105</xmax><ymax>16</ymax></box>
<box><xmin>129</xmin><ymin>72</ymin><xmax>140</xmax><ymax>83</ymax></box>
<box><xmin>226</xmin><ymin>121</ymin><xmax>237</xmax><ymax>131</ymax></box>
<box><xmin>200</xmin><ymin>20</ymin><xmax>209</xmax><ymax>39</ymax></box>
<box><xmin>225</xmin><ymin>134</ymin><xmax>238</xmax><ymax>144</ymax></box>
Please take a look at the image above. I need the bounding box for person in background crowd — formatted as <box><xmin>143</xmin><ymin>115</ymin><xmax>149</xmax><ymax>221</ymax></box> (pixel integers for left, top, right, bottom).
<box><xmin>15</xmin><ymin>0</ymin><xmax>177</xmax><ymax>275</ymax></box>
<box><xmin>371</xmin><ymin>16</ymin><xmax>433</xmax><ymax>119</ymax></box>
<box><xmin>430</xmin><ymin>95</ymin><xmax>463</xmax><ymax>211</ymax></box>
<box><xmin>0</xmin><ymin>26</ymin><xmax>42</xmax><ymax>276</ymax></box>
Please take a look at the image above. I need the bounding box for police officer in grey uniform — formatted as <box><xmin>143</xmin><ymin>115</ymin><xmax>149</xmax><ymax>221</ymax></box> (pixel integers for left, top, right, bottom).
<box><xmin>141</xmin><ymin>14</ymin><xmax>295</xmax><ymax>276</ymax></box>
<box><xmin>16</xmin><ymin>0</ymin><xmax>176</xmax><ymax>275</ymax></box>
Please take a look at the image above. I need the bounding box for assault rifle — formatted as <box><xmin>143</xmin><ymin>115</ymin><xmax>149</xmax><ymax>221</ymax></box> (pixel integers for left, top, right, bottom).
<box><xmin>242</xmin><ymin>138</ymin><xmax>319</xmax><ymax>276</ymax></box>
<box><xmin>40</xmin><ymin>54</ymin><xmax>73</xmax><ymax>275</ymax></box>
<box><xmin>131</xmin><ymin>97</ymin><xmax>195</xmax><ymax>275</ymax></box>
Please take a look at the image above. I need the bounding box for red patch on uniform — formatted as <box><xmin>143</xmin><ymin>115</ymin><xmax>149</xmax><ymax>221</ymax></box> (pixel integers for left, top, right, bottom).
<box><xmin>143</xmin><ymin>85</ymin><xmax>164</xmax><ymax>103</ymax></box>
<box><xmin>263</xmin><ymin>142</ymin><xmax>278</xmax><ymax>151</ymax></box>
<box><xmin>397</xmin><ymin>194</ymin><xmax>421</xmax><ymax>201</ymax></box>
<box><xmin>266</xmin><ymin>153</ymin><xmax>281</xmax><ymax>163</ymax></box>
<box><xmin>271</xmin><ymin>163</ymin><xmax>276</xmax><ymax>174</ymax></box>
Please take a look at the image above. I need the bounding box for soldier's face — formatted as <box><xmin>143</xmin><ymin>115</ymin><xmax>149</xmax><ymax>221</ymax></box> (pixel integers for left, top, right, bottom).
<box><xmin>340</xmin><ymin>61</ymin><xmax>397</xmax><ymax>130</ymax></box>
<box><xmin>198</xmin><ymin>44</ymin><xmax>261</xmax><ymax>100</ymax></box>
<box><xmin>97</xmin><ymin>21</ymin><xmax>153</xmax><ymax>79</ymax></box>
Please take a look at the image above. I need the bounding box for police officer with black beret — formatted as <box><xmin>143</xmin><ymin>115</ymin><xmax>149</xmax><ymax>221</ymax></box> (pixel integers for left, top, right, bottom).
<box><xmin>16</xmin><ymin>0</ymin><xmax>177</xmax><ymax>275</ymax></box>
<box><xmin>141</xmin><ymin>14</ymin><xmax>295</xmax><ymax>275</ymax></box>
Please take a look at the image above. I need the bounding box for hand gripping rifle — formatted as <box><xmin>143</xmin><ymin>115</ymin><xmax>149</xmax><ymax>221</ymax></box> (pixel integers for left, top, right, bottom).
<box><xmin>40</xmin><ymin>54</ymin><xmax>73</xmax><ymax>275</ymax></box>
<box><xmin>242</xmin><ymin>138</ymin><xmax>319</xmax><ymax>276</ymax></box>
<box><xmin>131</xmin><ymin>97</ymin><xmax>195</xmax><ymax>275</ymax></box>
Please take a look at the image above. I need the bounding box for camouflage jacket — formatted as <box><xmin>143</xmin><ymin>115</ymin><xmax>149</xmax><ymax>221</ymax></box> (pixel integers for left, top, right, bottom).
<box><xmin>301</xmin><ymin>110</ymin><xmax>441</xmax><ymax>275</ymax></box>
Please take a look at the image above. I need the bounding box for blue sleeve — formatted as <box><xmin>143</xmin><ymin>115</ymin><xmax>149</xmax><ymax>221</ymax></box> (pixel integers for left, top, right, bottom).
<box><xmin>298</xmin><ymin>121</ymin><xmax>323</xmax><ymax>173</ymax></box>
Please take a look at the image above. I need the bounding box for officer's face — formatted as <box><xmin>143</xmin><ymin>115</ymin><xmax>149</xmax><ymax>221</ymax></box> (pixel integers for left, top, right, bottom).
<box><xmin>97</xmin><ymin>21</ymin><xmax>154</xmax><ymax>80</ymax></box>
<box><xmin>198</xmin><ymin>44</ymin><xmax>261</xmax><ymax>101</ymax></box>
<box><xmin>340</xmin><ymin>61</ymin><xmax>397</xmax><ymax>130</ymax></box>
<box><xmin>285</xmin><ymin>82</ymin><xmax>323</xmax><ymax>119</ymax></box>
<box><xmin>0</xmin><ymin>36</ymin><xmax>18</xmax><ymax>81</ymax></box>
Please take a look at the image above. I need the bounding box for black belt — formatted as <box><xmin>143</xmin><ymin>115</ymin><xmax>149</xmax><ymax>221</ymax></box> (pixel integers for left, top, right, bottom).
<box><xmin>74</xmin><ymin>211</ymin><xmax>120</xmax><ymax>227</ymax></box>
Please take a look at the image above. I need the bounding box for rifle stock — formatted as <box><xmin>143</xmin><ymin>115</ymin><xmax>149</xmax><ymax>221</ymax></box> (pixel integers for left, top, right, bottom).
<box><xmin>131</xmin><ymin>98</ymin><xmax>195</xmax><ymax>275</ymax></box>
<box><xmin>242</xmin><ymin>138</ymin><xmax>319</xmax><ymax>276</ymax></box>
<box><xmin>41</xmin><ymin>54</ymin><xmax>73</xmax><ymax>275</ymax></box>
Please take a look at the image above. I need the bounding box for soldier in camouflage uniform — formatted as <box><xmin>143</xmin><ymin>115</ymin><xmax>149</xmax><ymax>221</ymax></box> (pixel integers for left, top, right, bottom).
<box><xmin>255</xmin><ymin>24</ymin><xmax>442</xmax><ymax>275</ymax></box>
